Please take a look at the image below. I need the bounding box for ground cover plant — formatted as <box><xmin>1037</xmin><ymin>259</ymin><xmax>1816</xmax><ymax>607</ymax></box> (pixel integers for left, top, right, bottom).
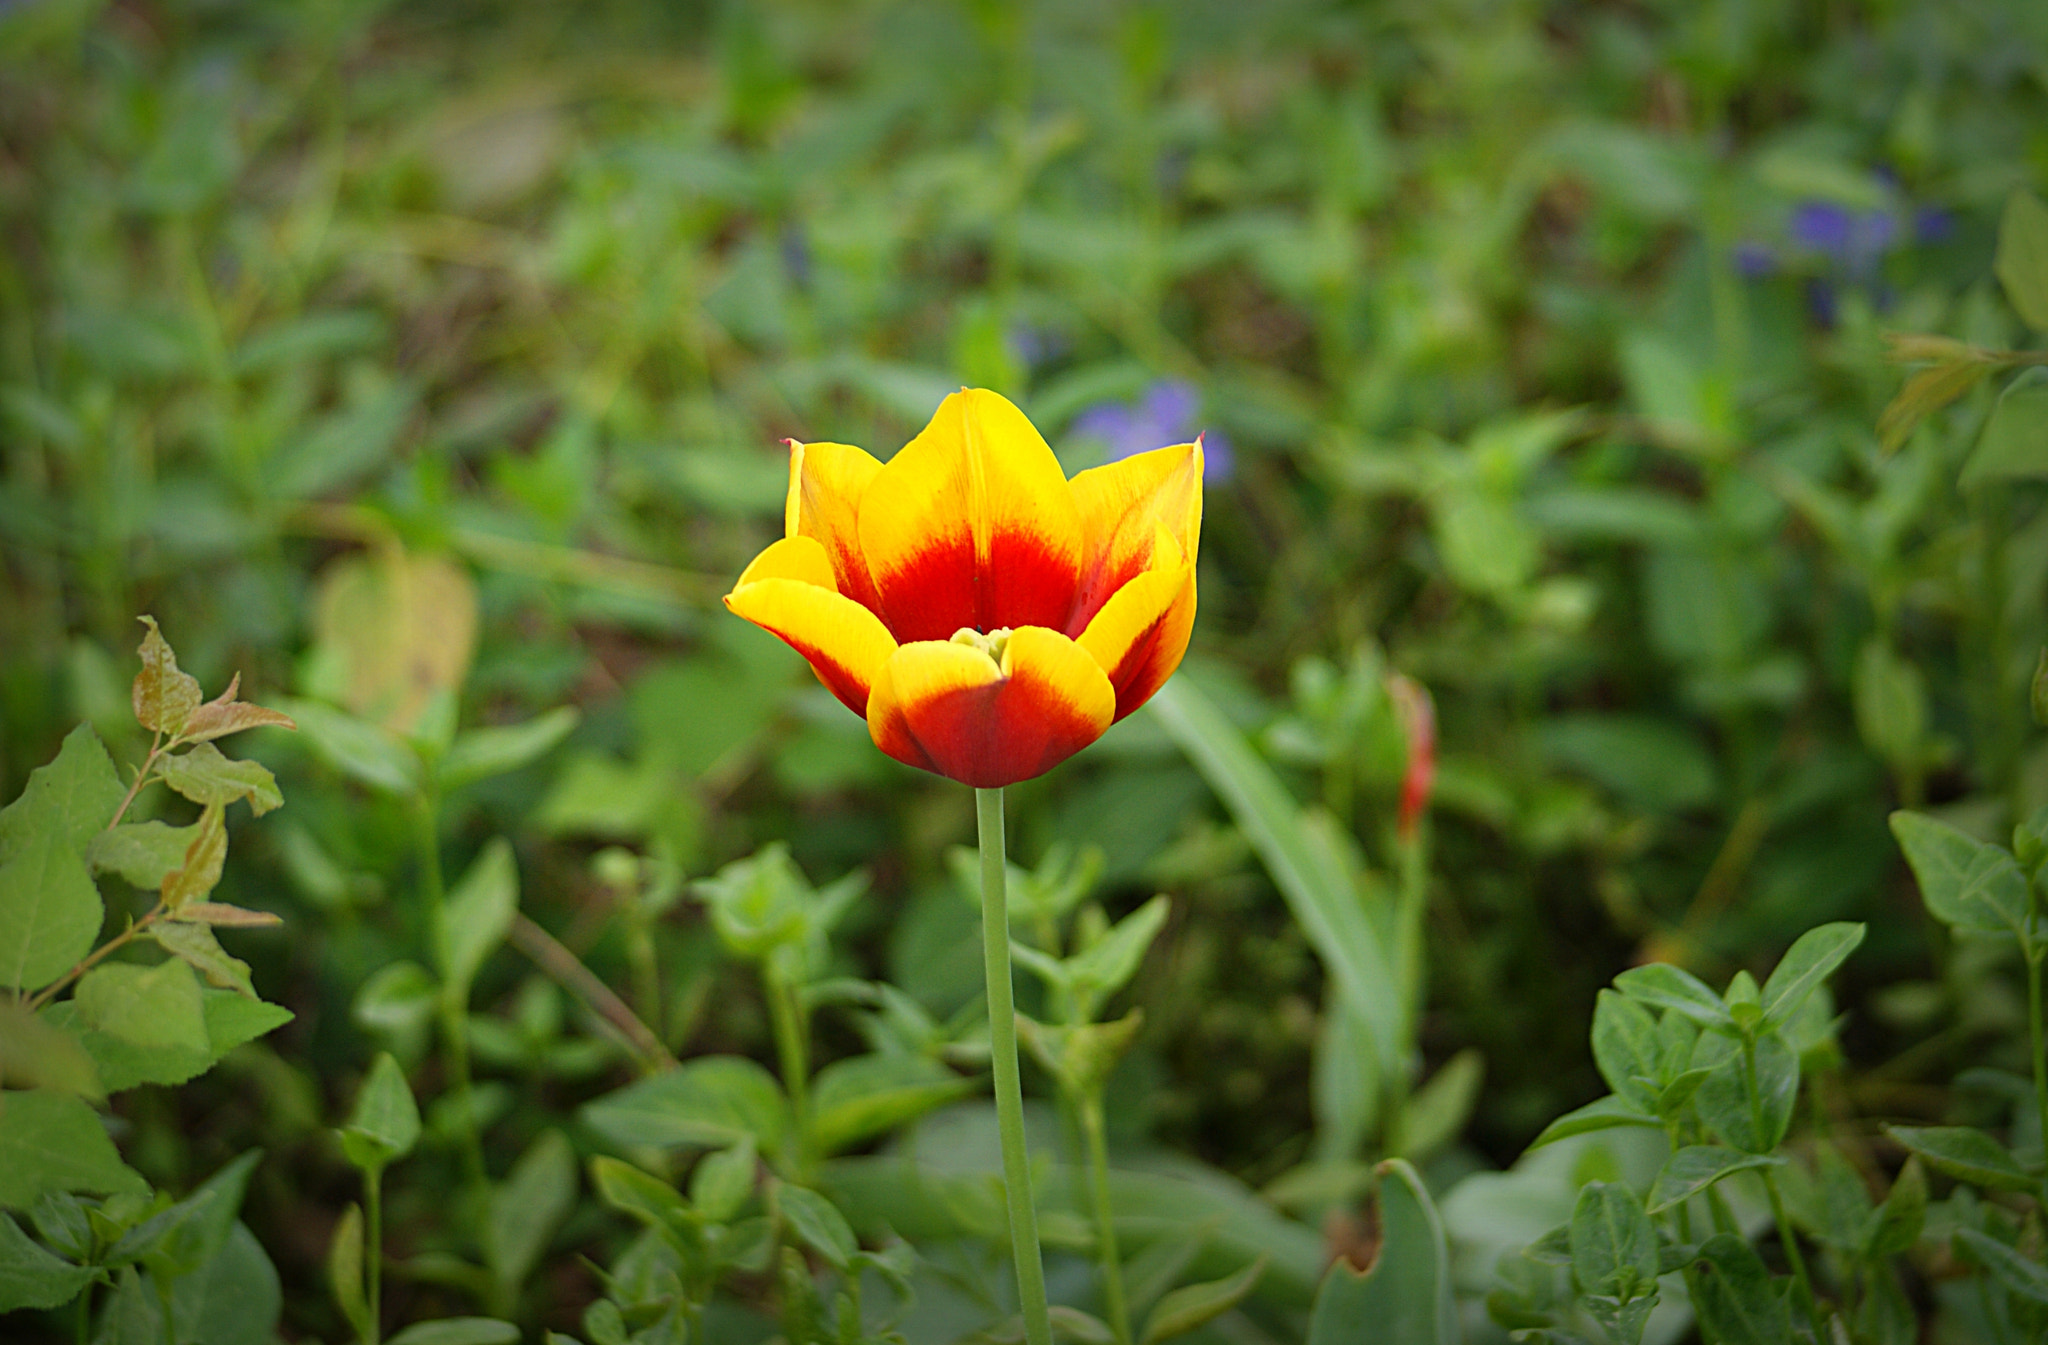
<box><xmin>4</xmin><ymin>0</ymin><xmax>2048</xmax><ymax>1341</ymax></box>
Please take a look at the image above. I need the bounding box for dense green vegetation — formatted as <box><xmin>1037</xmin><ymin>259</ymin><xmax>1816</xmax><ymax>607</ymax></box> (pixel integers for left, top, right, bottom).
<box><xmin>4</xmin><ymin>1</ymin><xmax>2048</xmax><ymax>1341</ymax></box>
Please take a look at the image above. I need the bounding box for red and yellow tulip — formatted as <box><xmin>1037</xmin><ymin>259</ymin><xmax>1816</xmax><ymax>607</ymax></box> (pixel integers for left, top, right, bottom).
<box><xmin>727</xmin><ymin>388</ymin><xmax>1203</xmax><ymax>788</ymax></box>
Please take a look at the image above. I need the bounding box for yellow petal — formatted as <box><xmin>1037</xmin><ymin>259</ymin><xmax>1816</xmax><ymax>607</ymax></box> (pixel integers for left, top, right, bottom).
<box><xmin>785</xmin><ymin>439</ymin><xmax>886</xmax><ymax>613</ymax></box>
<box><xmin>866</xmin><ymin>625</ymin><xmax>1113</xmax><ymax>787</ymax></box>
<box><xmin>734</xmin><ymin>535</ymin><xmax>839</xmax><ymax>591</ymax></box>
<box><xmin>1076</xmin><ymin>525</ymin><xmax>1195</xmax><ymax>721</ymax></box>
<box><xmin>857</xmin><ymin>389</ymin><xmax>1085</xmax><ymax>644</ymax></box>
<box><xmin>726</xmin><ymin>542</ymin><xmax>898</xmax><ymax>714</ymax></box>
<box><xmin>1067</xmin><ymin>439</ymin><xmax>1203</xmax><ymax>635</ymax></box>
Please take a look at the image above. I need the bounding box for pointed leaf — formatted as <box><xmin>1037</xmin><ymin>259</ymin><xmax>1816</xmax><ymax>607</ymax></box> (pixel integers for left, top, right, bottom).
<box><xmin>1140</xmin><ymin>1253</ymin><xmax>1267</xmax><ymax>1344</ymax></box>
<box><xmin>160</xmin><ymin>804</ymin><xmax>228</xmax><ymax>911</ymax></box>
<box><xmin>580</xmin><ymin>1055</ymin><xmax>788</xmax><ymax>1155</ymax></box>
<box><xmin>1889</xmin><ymin>811</ymin><xmax>2029</xmax><ymax>937</ymax></box>
<box><xmin>1995</xmin><ymin>189</ymin><xmax>2048</xmax><ymax>331</ymax></box>
<box><xmin>151</xmin><ymin>920</ymin><xmax>255</xmax><ymax>996</ymax></box>
<box><xmin>776</xmin><ymin>1183</ymin><xmax>856</xmax><ymax>1270</ymax></box>
<box><xmin>384</xmin><ymin>1319</ymin><xmax>521</xmax><ymax>1345</ymax></box>
<box><xmin>1760</xmin><ymin>923</ymin><xmax>1865</xmax><ymax>1029</ymax></box>
<box><xmin>1689</xmin><ymin>1234</ymin><xmax>1789</xmax><ymax>1345</ymax></box>
<box><xmin>277</xmin><ymin>698</ymin><xmax>421</xmax><ymax>795</ymax></box>
<box><xmin>1956</xmin><ymin>1227</ymin><xmax>2048</xmax><ymax>1305</ymax></box>
<box><xmin>0</xmin><ymin>1089</ymin><xmax>148</xmax><ymax>1206</ymax></box>
<box><xmin>1305</xmin><ymin>1159</ymin><xmax>1455</xmax><ymax>1345</ymax></box>
<box><xmin>1647</xmin><ymin>1147</ymin><xmax>1785</xmax><ymax>1215</ymax></box>
<box><xmin>808</xmin><ymin>1053</ymin><xmax>977</xmax><ymax>1156</ymax></box>
<box><xmin>157</xmin><ymin>744</ymin><xmax>282</xmax><ymax>816</ymax></box>
<box><xmin>133</xmin><ymin>617</ymin><xmax>201</xmax><ymax>737</ymax></box>
<box><xmin>1612</xmin><ymin>963</ymin><xmax>1728</xmax><ymax>1026</ymax></box>
<box><xmin>76</xmin><ymin>958</ymin><xmax>208</xmax><ymax>1054</ymax></box>
<box><xmin>442</xmin><ymin>838</ymin><xmax>517</xmax><ymax>997</ymax></box>
<box><xmin>87</xmin><ymin>822</ymin><xmax>198</xmax><ymax>891</ymax></box>
<box><xmin>1884</xmin><ymin>1124</ymin><xmax>2038</xmax><ymax>1193</ymax></box>
<box><xmin>0</xmin><ymin>1210</ymin><xmax>93</xmax><ymax>1311</ymax></box>
<box><xmin>439</xmin><ymin>707</ymin><xmax>581</xmax><ymax>793</ymax></box>
<box><xmin>179</xmin><ymin>677</ymin><xmax>297</xmax><ymax>745</ymax></box>
<box><xmin>1526</xmin><ymin>1094</ymin><xmax>1660</xmax><ymax>1150</ymax></box>
<box><xmin>342</xmin><ymin>1052</ymin><xmax>420</xmax><ymax>1170</ymax></box>
<box><xmin>1570</xmin><ymin>1182</ymin><xmax>1659</xmax><ymax>1298</ymax></box>
<box><xmin>326</xmin><ymin>1202</ymin><xmax>371</xmax><ymax>1342</ymax></box>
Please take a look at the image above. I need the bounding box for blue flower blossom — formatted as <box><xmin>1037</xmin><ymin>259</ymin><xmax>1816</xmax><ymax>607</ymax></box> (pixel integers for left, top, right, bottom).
<box><xmin>1070</xmin><ymin>380</ymin><xmax>1234</xmax><ymax>482</ymax></box>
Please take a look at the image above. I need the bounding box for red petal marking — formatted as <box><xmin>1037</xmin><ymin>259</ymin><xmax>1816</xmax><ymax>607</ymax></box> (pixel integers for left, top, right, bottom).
<box><xmin>1075</xmin><ymin>526</ymin><xmax>1196</xmax><ymax>720</ymax></box>
<box><xmin>1066</xmin><ymin>439</ymin><xmax>1203</xmax><ymax>636</ymax></box>
<box><xmin>726</xmin><ymin>538</ymin><xmax>898</xmax><ymax>715</ymax></box>
<box><xmin>866</xmin><ymin>627</ymin><xmax>1113</xmax><ymax>788</ymax></box>
<box><xmin>859</xmin><ymin>389</ymin><xmax>1084</xmax><ymax>644</ymax></box>
<box><xmin>786</xmin><ymin>439</ymin><xmax>886</xmax><ymax>616</ymax></box>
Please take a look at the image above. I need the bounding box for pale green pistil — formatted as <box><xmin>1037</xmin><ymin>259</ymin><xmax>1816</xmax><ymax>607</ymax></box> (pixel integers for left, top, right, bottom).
<box><xmin>950</xmin><ymin>625</ymin><xmax>1013</xmax><ymax>668</ymax></box>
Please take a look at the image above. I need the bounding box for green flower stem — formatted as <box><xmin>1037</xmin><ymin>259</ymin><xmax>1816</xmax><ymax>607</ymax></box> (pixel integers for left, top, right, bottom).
<box><xmin>978</xmin><ymin>786</ymin><xmax>1054</xmax><ymax>1345</ymax></box>
<box><xmin>2028</xmin><ymin>940</ymin><xmax>2048</xmax><ymax>1179</ymax></box>
<box><xmin>1079</xmin><ymin>1093</ymin><xmax>1132</xmax><ymax>1345</ymax></box>
<box><xmin>365</xmin><ymin>1168</ymin><xmax>384</xmax><ymax>1345</ymax></box>
<box><xmin>415</xmin><ymin>795</ymin><xmax>486</xmax><ymax>1198</ymax></box>
<box><xmin>765</xmin><ymin>957</ymin><xmax>811</xmax><ymax>1175</ymax></box>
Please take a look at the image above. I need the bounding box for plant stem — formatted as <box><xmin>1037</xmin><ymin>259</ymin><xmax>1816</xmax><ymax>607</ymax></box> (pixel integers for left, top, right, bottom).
<box><xmin>28</xmin><ymin>905</ymin><xmax>164</xmax><ymax>1011</ymax></box>
<box><xmin>1079</xmin><ymin>1093</ymin><xmax>1132</xmax><ymax>1345</ymax></box>
<box><xmin>765</xmin><ymin>957</ymin><xmax>811</xmax><ymax>1176</ymax></box>
<box><xmin>2029</xmin><ymin>942</ymin><xmax>2048</xmax><ymax>1173</ymax></box>
<box><xmin>415</xmin><ymin>795</ymin><xmax>486</xmax><ymax>1196</ymax></box>
<box><xmin>1743</xmin><ymin>1033</ymin><xmax>1815</xmax><ymax>1311</ymax></box>
<box><xmin>506</xmin><ymin>914</ymin><xmax>674</xmax><ymax>1071</ymax></box>
<box><xmin>978</xmin><ymin>786</ymin><xmax>1053</xmax><ymax>1345</ymax></box>
<box><xmin>366</xmin><ymin>1168</ymin><xmax>383</xmax><ymax>1345</ymax></box>
<box><xmin>109</xmin><ymin>732</ymin><xmax>164</xmax><ymax>830</ymax></box>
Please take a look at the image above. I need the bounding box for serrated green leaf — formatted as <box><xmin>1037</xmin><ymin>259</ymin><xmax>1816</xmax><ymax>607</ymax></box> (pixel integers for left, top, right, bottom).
<box><xmin>39</xmin><ymin>991</ymin><xmax>290</xmax><ymax>1094</ymax></box>
<box><xmin>132</xmin><ymin>617</ymin><xmax>202</xmax><ymax>737</ymax></box>
<box><xmin>0</xmin><ymin>1210</ymin><xmax>93</xmax><ymax>1311</ymax></box>
<box><xmin>87</xmin><ymin>822</ymin><xmax>198</xmax><ymax>891</ymax></box>
<box><xmin>0</xmin><ymin>1089</ymin><xmax>148</xmax><ymax>1207</ymax></box>
<box><xmin>0</xmin><ymin>826</ymin><xmax>108</xmax><ymax>997</ymax></box>
<box><xmin>1995</xmin><ymin>189</ymin><xmax>2048</xmax><ymax>331</ymax></box>
<box><xmin>157</xmin><ymin>744</ymin><xmax>282</xmax><ymax>816</ymax></box>
<box><xmin>76</xmin><ymin>958</ymin><xmax>208</xmax><ymax>1054</ymax></box>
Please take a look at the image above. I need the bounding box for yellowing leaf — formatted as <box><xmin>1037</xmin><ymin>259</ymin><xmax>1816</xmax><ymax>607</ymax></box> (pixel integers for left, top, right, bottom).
<box><xmin>309</xmin><ymin>547</ymin><xmax>478</xmax><ymax>736</ymax></box>
<box><xmin>153</xmin><ymin>920</ymin><xmax>256</xmax><ymax>997</ymax></box>
<box><xmin>162</xmin><ymin>805</ymin><xmax>228</xmax><ymax>910</ymax></box>
<box><xmin>180</xmin><ymin>674</ymin><xmax>298</xmax><ymax>744</ymax></box>
<box><xmin>132</xmin><ymin>616</ymin><xmax>202</xmax><ymax>737</ymax></box>
<box><xmin>173</xmin><ymin>902</ymin><xmax>283</xmax><ymax>929</ymax></box>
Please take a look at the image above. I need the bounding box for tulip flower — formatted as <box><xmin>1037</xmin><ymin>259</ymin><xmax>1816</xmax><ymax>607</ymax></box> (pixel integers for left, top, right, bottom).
<box><xmin>727</xmin><ymin>388</ymin><xmax>1203</xmax><ymax>788</ymax></box>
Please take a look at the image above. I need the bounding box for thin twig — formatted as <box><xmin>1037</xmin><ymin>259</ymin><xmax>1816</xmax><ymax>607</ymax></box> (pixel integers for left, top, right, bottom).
<box><xmin>507</xmin><ymin>914</ymin><xmax>676</xmax><ymax>1072</ymax></box>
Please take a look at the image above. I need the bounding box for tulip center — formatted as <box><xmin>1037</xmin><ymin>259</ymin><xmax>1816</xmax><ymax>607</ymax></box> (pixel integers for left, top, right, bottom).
<box><xmin>950</xmin><ymin>625</ymin><xmax>1013</xmax><ymax>671</ymax></box>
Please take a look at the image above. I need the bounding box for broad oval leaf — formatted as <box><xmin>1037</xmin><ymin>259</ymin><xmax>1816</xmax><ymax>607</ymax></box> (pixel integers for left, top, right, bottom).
<box><xmin>1888</xmin><ymin>811</ymin><xmax>2028</xmax><ymax>937</ymax></box>
<box><xmin>1612</xmin><ymin>962</ymin><xmax>1728</xmax><ymax>1026</ymax></box>
<box><xmin>581</xmin><ymin>1055</ymin><xmax>789</xmax><ymax>1155</ymax></box>
<box><xmin>808</xmin><ymin>1054</ymin><xmax>977</xmax><ymax>1157</ymax></box>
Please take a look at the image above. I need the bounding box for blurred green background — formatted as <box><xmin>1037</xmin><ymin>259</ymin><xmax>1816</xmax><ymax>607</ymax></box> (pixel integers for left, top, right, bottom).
<box><xmin>3</xmin><ymin>0</ymin><xmax>2047</xmax><ymax>1338</ymax></box>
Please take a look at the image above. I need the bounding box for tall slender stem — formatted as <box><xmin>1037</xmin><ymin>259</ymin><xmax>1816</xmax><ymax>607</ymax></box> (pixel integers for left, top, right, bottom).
<box><xmin>365</xmin><ymin>1169</ymin><xmax>383</xmax><ymax>1345</ymax></box>
<box><xmin>978</xmin><ymin>787</ymin><xmax>1053</xmax><ymax>1345</ymax></box>
<box><xmin>1080</xmin><ymin>1094</ymin><xmax>1132</xmax><ymax>1345</ymax></box>
<box><xmin>2028</xmin><ymin>943</ymin><xmax>2048</xmax><ymax>1172</ymax></box>
<box><xmin>765</xmin><ymin>957</ymin><xmax>811</xmax><ymax>1176</ymax></box>
<box><xmin>416</xmin><ymin>795</ymin><xmax>485</xmax><ymax>1196</ymax></box>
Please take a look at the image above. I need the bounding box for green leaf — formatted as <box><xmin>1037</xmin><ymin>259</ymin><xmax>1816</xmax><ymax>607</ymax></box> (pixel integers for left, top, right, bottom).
<box><xmin>152</xmin><ymin>919</ymin><xmax>255</xmax><ymax>996</ymax></box>
<box><xmin>112</xmin><ymin>1149</ymin><xmax>259</xmax><ymax>1278</ymax></box>
<box><xmin>442</xmin><ymin>838</ymin><xmax>518</xmax><ymax>998</ymax></box>
<box><xmin>1853</xmin><ymin>641</ymin><xmax>1927</xmax><ymax>772</ymax></box>
<box><xmin>1140</xmin><ymin>1254</ymin><xmax>1267</xmax><ymax>1344</ymax></box>
<box><xmin>157</xmin><ymin>743</ymin><xmax>281</xmax><ymax>816</ymax></box>
<box><xmin>1692</xmin><ymin>1033</ymin><xmax>1798</xmax><ymax>1154</ymax></box>
<box><xmin>485</xmin><ymin>1130</ymin><xmax>577</xmax><ymax>1292</ymax></box>
<box><xmin>0</xmin><ymin>1000</ymin><xmax>101</xmax><ymax>1098</ymax></box>
<box><xmin>1569</xmin><ymin>1182</ymin><xmax>1659</xmax><ymax>1299</ymax></box>
<box><xmin>1877</xmin><ymin>358</ymin><xmax>1994</xmax><ymax>455</ymax></box>
<box><xmin>0</xmin><ymin>726</ymin><xmax>124</xmax><ymax>864</ymax></box>
<box><xmin>87</xmin><ymin>822</ymin><xmax>199</xmax><ymax>890</ymax></box>
<box><xmin>0</xmin><ymin>828</ymin><xmax>106</xmax><ymax>998</ymax></box>
<box><xmin>1591</xmin><ymin>989</ymin><xmax>1663</xmax><ymax>1113</ymax></box>
<box><xmin>808</xmin><ymin>1053</ymin><xmax>977</xmax><ymax>1157</ymax></box>
<box><xmin>1689</xmin><ymin>1233</ymin><xmax>1789</xmax><ymax>1345</ymax></box>
<box><xmin>1148</xmin><ymin>679</ymin><xmax>1405</xmax><ymax>1094</ymax></box>
<box><xmin>327</xmin><ymin>1203</ymin><xmax>371</xmax><ymax>1344</ymax></box>
<box><xmin>1965</xmin><ymin>370</ymin><xmax>2048</xmax><ymax>488</ymax></box>
<box><xmin>1049</xmin><ymin>1306</ymin><xmax>1118</xmax><ymax>1344</ymax></box>
<box><xmin>0</xmin><ymin>1210</ymin><xmax>93</xmax><ymax>1311</ymax></box>
<box><xmin>1065</xmin><ymin>894</ymin><xmax>1171</xmax><ymax>1006</ymax></box>
<box><xmin>1956</xmin><ymin>1227</ymin><xmax>2048</xmax><ymax>1305</ymax></box>
<box><xmin>1864</xmin><ymin>1159</ymin><xmax>1926</xmax><ymax>1258</ymax></box>
<box><xmin>1884</xmin><ymin>1124</ymin><xmax>2038</xmax><ymax>1194</ymax></box>
<box><xmin>1525</xmin><ymin>1094</ymin><xmax>1660</xmax><ymax>1150</ymax></box>
<box><xmin>689</xmin><ymin>1138</ymin><xmax>757</xmax><ymax>1223</ymax></box>
<box><xmin>1759</xmin><ymin>922</ymin><xmax>1865</xmax><ymax>1030</ymax></box>
<box><xmin>1612</xmin><ymin>963</ymin><xmax>1728</xmax><ymax>1026</ymax></box>
<box><xmin>277</xmin><ymin>698</ymin><xmax>421</xmax><ymax>795</ymax></box>
<box><xmin>159</xmin><ymin>804</ymin><xmax>228</xmax><ymax>911</ymax></box>
<box><xmin>0</xmin><ymin>1089</ymin><xmax>148</xmax><ymax>1206</ymax></box>
<box><xmin>1646</xmin><ymin>1147</ymin><xmax>1785</xmax><ymax>1215</ymax></box>
<box><xmin>97</xmin><ymin>1221</ymin><xmax>281</xmax><ymax>1345</ymax></box>
<box><xmin>132</xmin><ymin>617</ymin><xmax>202</xmax><ymax>738</ymax></box>
<box><xmin>775</xmin><ymin>1183</ymin><xmax>856</xmax><ymax>1270</ymax></box>
<box><xmin>383</xmin><ymin>1318</ymin><xmax>522</xmax><ymax>1345</ymax></box>
<box><xmin>342</xmin><ymin>1052</ymin><xmax>420</xmax><ymax>1171</ymax></box>
<box><xmin>353</xmin><ymin>961</ymin><xmax>438</xmax><ymax>1040</ymax></box>
<box><xmin>439</xmin><ymin>707</ymin><xmax>581</xmax><ymax>793</ymax></box>
<box><xmin>39</xmin><ymin>991</ymin><xmax>290</xmax><ymax>1094</ymax></box>
<box><xmin>588</xmin><ymin>1155</ymin><xmax>690</xmax><ymax>1228</ymax></box>
<box><xmin>1888</xmin><ymin>811</ymin><xmax>2029</xmax><ymax>937</ymax></box>
<box><xmin>580</xmin><ymin>1055</ymin><xmax>789</xmax><ymax>1155</ymax></box>
<box><xmin>1305</xmin><ymin>1160</ymin><xmax>1455</xmax><ymax>1345</ymax></box>
<box><xmin>76</xmin><ymin>958</ymin><xmax>208</xmax><ymax>1054</ymax></box>
<box><xmin>1995</xmin><ymin>189</ymin><xmax>2048</xmax><ymax>331</ymax></box>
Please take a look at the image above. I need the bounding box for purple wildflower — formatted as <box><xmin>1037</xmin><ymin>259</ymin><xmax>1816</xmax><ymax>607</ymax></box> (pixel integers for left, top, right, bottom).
<box><xmin>1070</xmin><ymin>380</ymin><xmax>1234</xmax><ymax>482</ymax></box>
